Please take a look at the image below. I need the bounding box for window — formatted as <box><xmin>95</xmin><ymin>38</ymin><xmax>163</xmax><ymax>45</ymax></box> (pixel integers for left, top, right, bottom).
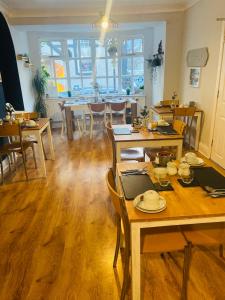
<box><xmin>40</xmin><ymin>36</ymin><xmax>144</xmax><ymax>97</ymax></box>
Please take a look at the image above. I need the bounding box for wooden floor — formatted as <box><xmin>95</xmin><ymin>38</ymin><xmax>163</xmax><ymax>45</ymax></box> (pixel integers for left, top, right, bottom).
<box><xmin>0</xmin><ymin>128</ymin><xmax>225</xmax><ymax>300</ymax></box>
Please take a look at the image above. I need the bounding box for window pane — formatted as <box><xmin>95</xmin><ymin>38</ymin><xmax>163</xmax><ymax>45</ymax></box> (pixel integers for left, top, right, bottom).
<box><xmin>95</xmin><ymin>40</ymin><xmax>105</xmax><ymax>57</ymax></box>
<box><xmin>133</xmin><ymin>76</ymin><xmax>144</xmax><ymax>89</ymax></box>
<box><xmin>134</xmin><ymin>39</ymin><xmax>143</xmax><ymax>53</ymax></box>
<box><xmin>121</xmin><ymin>58</ymin><xmax>132</xmax><ymax>75</ymax></box>
<box><xmin>81</xmin><ymin>59</ymin><xmax>92</xmax><ymax>76</ymax></box>
<box><xmin>80</xmin><ymin>40</ymin><xmax>91</xmax><ymax>58</ymax></box>
<box><xmin>133</xmin><ymin>57</ymin><xmax>144</xmax><ymax>75</ymax></box>
<box><xmin>56</xmin><ymin>79</ymin><xmax>68</xmax><ymax>97</ymax></box>
<box><xmin>51</xmin><ymin>41</ymin><xmax>62</xmax><ymax>56</ymax></box>
<box><xmin>41</xmin><ymin>59</ymin><xmax>54</xmax><ymax>77</ymax></box>
<box><xmin>54</xmin><ymin>60</ymin><xmax>67</xmax><ymax>78</ymax></box>
<box><xmin>82</xmin><ymin>78</ymin><xmax>94</xmax><ymax>94</ymax></box>
<box><xmin>96</xmin><ymin>78</ymin><xmax>107</xmax><ymax>94</ymax></box>
<box><xmin>122</xmin><ymin>39</ymin><xmax>132</xmax><ymax>55</ymax></box>
<box><xmin>47</xmin><ymin>79</ymin><xmax>57</xmax><ymax>96</ymax></box>
<box><xmin>108</xmin><ymin>77</ymin><xmax>118</xmax><ymax>94</ymax></box>
<box><xmin>108</xmin><ymin>59</ymin><xmax>118</xmax><ymax>76</ymax></box>
<box><xmin>121</xmin><ymin>76</ymin><xmax>132</xmax><ymax>93</ymax></box>
<box><xmin>67</xmin><ymin>39</ymin><xmax>78</xmax><ymax>58</ymax></box>
<box><xmin>40</xmin><ymin>41</ymin><xmax>51</xmax><ymax>56</ymax></box>
<box><xmin>69</xmin><ymin>60</ymin><xmax>81</xmax><ymax>77</ymax></box>
<box><xmin>96</xmin><ymin>59</ymin><xmax>106</xmax><ymax>76</ymax></box>
<box><xmin>71</xmin><ymin>78</ymin><xmax>82</xmax><ymax>95</ymax></box>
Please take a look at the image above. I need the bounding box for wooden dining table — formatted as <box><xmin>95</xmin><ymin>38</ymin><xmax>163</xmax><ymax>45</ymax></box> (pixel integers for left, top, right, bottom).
<box><xmin>64</xmin><ymin>99</ymin><xmax>138</xmax><ymax>140</ymax></box>
<box><xmin>112</xmin><ymin>124</ymin><xmax>184</xmax><ymax>162</ymax></box>
<box><xmin>22</xmin><ymin>118</ymin><xmax>55</xmax><ymax>177</ymax></box>
<box><xmin>150</xmin><ymin>106</ymin><xmax>203</xmax><ymax>150</ymax></box>
<box><xmin>116</xmin><ymin>161</ymin><xmax>225</xmax><ymax>300</ymax></box>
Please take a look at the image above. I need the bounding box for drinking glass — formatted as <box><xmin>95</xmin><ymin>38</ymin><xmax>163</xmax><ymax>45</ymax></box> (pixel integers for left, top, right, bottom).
<box><xmin>181</xmin><ymin>169</ymin><xmax>194</xmax><ymax>184</ymax></box>
<box><xmin>158</xmin><ymin>174</ymin><xmax>170</xmax><ymax>187</ymax></box>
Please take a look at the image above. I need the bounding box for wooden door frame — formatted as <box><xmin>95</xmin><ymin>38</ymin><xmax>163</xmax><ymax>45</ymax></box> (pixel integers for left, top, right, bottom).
<box><xmin>209</xmin><ymin>21</ymin><xmax>225</xmax><ymax>159</ymax></box>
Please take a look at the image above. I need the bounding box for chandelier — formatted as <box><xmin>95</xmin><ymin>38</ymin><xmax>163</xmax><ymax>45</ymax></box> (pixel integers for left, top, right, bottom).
<box><xmin>92</xmin><ymin>13</ymin><xmax>118</xmax><ymax>30</ymax></box>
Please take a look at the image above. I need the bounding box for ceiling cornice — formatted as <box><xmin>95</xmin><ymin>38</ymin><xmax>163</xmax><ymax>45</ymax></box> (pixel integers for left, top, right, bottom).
<box><xmin>2</xmin><ymin>1</ymin><xmax>202</xmax><ymax>25</ymax></box>
<box><xmin>0</xmin><ymin>0</ymin><xmax>10</xmax><ymax>15</ymax></box>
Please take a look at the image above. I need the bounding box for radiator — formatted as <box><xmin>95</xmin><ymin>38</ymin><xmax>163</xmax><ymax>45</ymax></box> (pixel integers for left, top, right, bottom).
<box><xmin>45</xmin><ymin>100</ymin><xmax>63</xmax><ymax>122</ymax></box>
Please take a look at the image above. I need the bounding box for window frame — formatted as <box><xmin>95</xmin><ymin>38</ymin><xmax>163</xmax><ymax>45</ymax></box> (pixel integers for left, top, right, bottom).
<box><xmin>39</xmin><ymin>35</ymin><xmax>144</xmax><ymax>97</ymax></box>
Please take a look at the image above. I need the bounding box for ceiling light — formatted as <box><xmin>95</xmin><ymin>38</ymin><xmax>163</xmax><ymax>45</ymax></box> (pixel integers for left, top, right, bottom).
<box><xmin>92</xmin><ymin>13</ymin><xmax>118</xmax><ymax>30</ymax></box>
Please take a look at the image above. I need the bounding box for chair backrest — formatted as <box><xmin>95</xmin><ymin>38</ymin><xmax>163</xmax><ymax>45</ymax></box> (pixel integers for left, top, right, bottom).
<box><xmin>106</xmin><ymin>169</ymin><xmax>130</xmax><ymax>244</ymax></box>
<box><xmin>89</xmin><ymin>103</ymin><xmax>106</xmax><ymax>113</ymax></box>
<box><xmin>172</xmin><ymin>119</ymin><xmax>186</xmax><ymax>135</ymax></box>
<box><xmin>110</xmin><ymin>102</ymin><xmax>126</xmax><ymax>112</ymax></box>
<box><xmin>173</xmin><ymin>107</ymin><xmax>196</xmax><ymax>118</ymax></box>
<box><xmin>58</xmin><ymin>102</ymin><xmax>65</xmax><ymax>112</ymax></box>
<box><xmin>105</xmin><ymin>122</ymin><xmax>116</xmax><ymax>175</ymax></box>
<box><xmin>15</xmin><ymin>112</ymin><xmax>39</xmax><ymax>120</ymax></box>
<box><xmin>173</xmin><ymin>107</ymin><xmax>196</xmax><ymax>147</ymax></box>
<box><xmin>0</xmin><ymin>123</ymin><xmax>21</xmax><ymax>137</ymax></box>
<box><xmin>160</xmin><ymin>99</ymin><xmax>179</xmax><ymax>107</ymax></box>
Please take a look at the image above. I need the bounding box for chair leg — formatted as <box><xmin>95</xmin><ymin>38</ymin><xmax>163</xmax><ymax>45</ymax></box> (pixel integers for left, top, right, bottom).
<box><xmin>32</xmin><ymin>144</ymin><xmax>37</xmax><ymax>169</ymax></box>
<box><xmin>7</xmin><ymin>155</ymin><xmax>11</xmax><ymax>174</ymax></box>
<box><xmin>90</xmin><ymin>116</ymin><xmax>94</xmax><ymax>139</ymax></box>
<box><xmin>113</xmin><ymin>215</ymin><xmax>121</xmax><ymax>268</ymax></box>
<box><xmin>21</xmin><ymin>151</ymin><xmax>28</xmax><ymax>181</ymax></box>
<box><xmin>0</xmin><ymin>157</ymin><xmax>3</xmax><ymax>184</ymax></box>
<box><xmin>121</xmin><ymin>246</ymin><xmax>130</xmax><ymax>300</ymax></box>
<box><xmin>41</xmin><ymin>138</ymin><xmax>47</xmax><ymax>160</ymax></box>
<box><xmin>61</xmin><ymin>121</ymin><xmax>64</xmax><ymax>136</ymax></box>
<box><xmin>181</xmin><ymin>243</ymin><xmax>192</xmax><ymax>300</ymax></box>
<box><xmin>77</xmin><ymin>119</ymin><xmax>83</xmax><ymax>137</ymax></box>
<box><xmin>219</xmin><ymin>244</ymin><xmax>224</xmax><ymax>258</ymax></box>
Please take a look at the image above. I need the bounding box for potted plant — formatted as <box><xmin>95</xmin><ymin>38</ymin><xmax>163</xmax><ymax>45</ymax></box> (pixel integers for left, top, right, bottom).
<box><xmin>126</xmin><ymin>87</ymin><xmax>131</xmax><ymax>95</ymax></box>
<box><xmin>32</xmin><ymin>66</ymin><xmax>50</xmax><ymax>117</ymax></box>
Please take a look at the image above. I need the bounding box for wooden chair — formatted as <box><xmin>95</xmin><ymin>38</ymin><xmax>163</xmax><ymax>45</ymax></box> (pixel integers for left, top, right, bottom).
<box><xmin>160</xmin><ymin>99</ymin><xmax>179</xmax><ymax>107</ymax></box>
<box><xmin>145</xmin><ymin>119</ymin><xmax>186</xmax><ymax>161</ymax></box>
<box><xmin>89</xmin><ymin>103</ymin><xmax>107</xmax><ymax>139</ymax></box>
<box><xmin>173</xmin><ymin>107</ymin><xmax>196</xmax><ymax>149</ymax></box>
<box><xmin>106</xmin><ymin>122</ymin><xmax>144</xmax><ymax>175</ymax></box>
<box><xmin>106</xmin><ymin>169</ymin><xmax>191</xmax><ymax>300</ymax></box>
<box><xmin>15</xmin><ymin>111</ymin><xmax>47</xmax><ymax>160</ymax></box>
<box><xmin>0</xmin><ymin>122</ymin><xmax>37</xmax><ymax>181</ymax></box>
<box><xmin>109</xmin><ymin>102</ymin><xmax>126</xmax><ymax>124</ymax></box>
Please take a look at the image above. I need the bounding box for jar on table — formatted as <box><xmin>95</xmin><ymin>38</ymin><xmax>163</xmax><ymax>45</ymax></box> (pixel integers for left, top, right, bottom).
<box><xmin>178</xmin><ymin>163</ymin><xmax>190</xmax><ymax>176</ymax></box>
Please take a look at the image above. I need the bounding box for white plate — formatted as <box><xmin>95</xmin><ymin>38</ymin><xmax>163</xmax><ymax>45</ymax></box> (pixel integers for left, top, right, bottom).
<box><xmin>133</xmin><ymin>195</ymin><xmax>167</xmax><ymax>214</ymax></box>
<box><xmin>188</xmin><ymin>157</ymin><xmax>205</xmax><ymax>166</ymax></box>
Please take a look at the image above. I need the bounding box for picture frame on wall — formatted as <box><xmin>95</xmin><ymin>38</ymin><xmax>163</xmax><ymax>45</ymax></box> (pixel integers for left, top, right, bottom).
<box><xmin>189</xmin><ymin>67</ymin><xmax>201</xmax><ymax>88</ymax></box>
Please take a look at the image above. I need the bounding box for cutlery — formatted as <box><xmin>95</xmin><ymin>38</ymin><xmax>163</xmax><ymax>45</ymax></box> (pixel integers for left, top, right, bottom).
<box><xmin>205</xmin><ymin>186</ymin><xmax>225</xmax><ymax>193</ymax></box>
<box><xmin>209</xmin><ymin>193</ymin><xmax>225</xmax><ymax>198</ymax></box>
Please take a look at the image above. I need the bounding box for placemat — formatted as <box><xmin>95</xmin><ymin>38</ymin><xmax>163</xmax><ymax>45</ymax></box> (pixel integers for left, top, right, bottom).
<box><xmin>194</xmin><ymin>167</ymin><xmax>225</xmax><ymax>189</ymax></box>
<box><xmin>157</xmin><ymin>126</ymin><xmax>177</xmax><ymax>135</ymax></box>
<box><xmin>177</xmin><ymin>178</ymin><xmax>200</xmax><ymax>188</ymax></box>
<box><xmin>120</xmin><ymin>174</ymin><xmax>155</xmax><ymax>200</ymax></box>
<box><xmin>154</xmin><ymin>182</ymin><xmax>174</xmax><ymax>191</ymax></box>
<box><xmin>113</xmin><ymin>128</ymin><xmax>131</xmax><ymax>135</ymax></box>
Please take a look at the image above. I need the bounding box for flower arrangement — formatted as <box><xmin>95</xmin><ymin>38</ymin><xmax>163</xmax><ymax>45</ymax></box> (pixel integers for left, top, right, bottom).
<box><xmin>5</xmin><ymin>102</ymin><xmax>15</xmax><ymax>116</ymax></box>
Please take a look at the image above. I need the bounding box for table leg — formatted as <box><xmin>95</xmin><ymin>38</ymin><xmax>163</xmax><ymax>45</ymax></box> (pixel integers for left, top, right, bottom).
<box><xmin>131</xmin><ymin>102</ymin><xmax>137</xmax><ymax>123</ymax></box>
<box><xmin>47</xmin><ymin>123</ymin><xmax>55</xmax><ymax>160</ymax></box>
<box><xmin>177</xmin><ymin>141</ymin><xmax>183</xmax><ymax>160</ymax></box>
<box><xmin>131</xmin><ymin>223</ymin><xmax>141</xmax><ymax>300</ymax></box>
<box><xmin>36</xmin><ymin>133</ymin><xmax>47</xmax><ymax>178</ymax></box>
<box><xmin>65</xmin><ymin>106</ymin><xmax>73</xmax><ymax>140</ymax></box>
<box><xmin>116</xmin><ymin>143</ymin><xmax>121</xmax><ymax>164</ymax></box>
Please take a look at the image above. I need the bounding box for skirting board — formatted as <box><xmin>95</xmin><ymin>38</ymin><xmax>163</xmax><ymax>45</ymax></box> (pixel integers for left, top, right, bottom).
<box><xmin>198</xmin><ymin>142</ymin><xmax>211</xmax><ymax>158</ymax></box>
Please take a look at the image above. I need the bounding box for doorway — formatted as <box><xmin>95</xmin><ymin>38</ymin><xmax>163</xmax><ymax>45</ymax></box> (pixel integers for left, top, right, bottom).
<box><xmin>211</xmin><ymin>31</ymin><xmax>225</xmax><ymax>168</ymax></box>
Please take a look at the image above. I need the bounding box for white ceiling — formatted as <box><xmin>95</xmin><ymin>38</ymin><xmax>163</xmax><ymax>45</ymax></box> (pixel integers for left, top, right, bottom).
<box><xmin>0</xmin><ymin>0</ymin><xmax>200</xmax><ymax>25</ymax></box>
<box><xmin>1</xmin><ymin>0</ymin><xmax>200</xmax><ymax>15</ymax></box>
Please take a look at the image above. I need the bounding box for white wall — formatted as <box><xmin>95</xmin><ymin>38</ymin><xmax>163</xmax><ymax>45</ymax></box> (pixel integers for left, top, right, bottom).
<box><xmin>9</xmin><ymin>27</ymin><xmax>35</xmax><ymax>111</ymax></box>
<box><xmin>151</xmin><ymin>22</ymin><xmax>166</xmax><ymax>106</ymax></box>
<box><xmin>180</xmin><ymin>0</ymin><xmax>225</xmax><ymax>157</ymax></box>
